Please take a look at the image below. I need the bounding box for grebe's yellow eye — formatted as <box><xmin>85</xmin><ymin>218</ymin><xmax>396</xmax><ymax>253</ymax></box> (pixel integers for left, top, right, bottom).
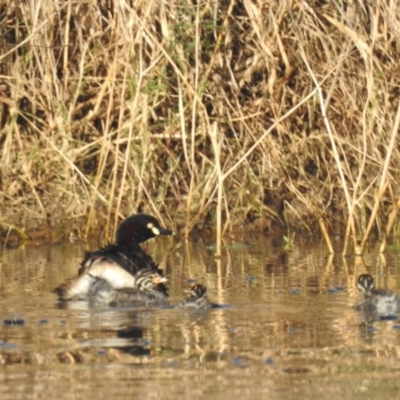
<box><xmin>147</xmin><ymin>222</ymin><xmax>160</xmax><ymax>235</ymax></box>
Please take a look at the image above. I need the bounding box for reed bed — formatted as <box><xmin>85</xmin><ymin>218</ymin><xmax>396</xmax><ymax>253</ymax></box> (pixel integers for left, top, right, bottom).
<box><xmin>1</xmin><ymin>0</ymin><xmax>400</xmax><ymax>251</ymax></box>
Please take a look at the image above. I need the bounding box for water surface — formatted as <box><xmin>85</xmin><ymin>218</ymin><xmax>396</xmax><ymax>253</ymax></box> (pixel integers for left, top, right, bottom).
<box><xmin>1</xmin><ymin>236</ymin><xmax>400</xmax><ymax>399</ymax></box>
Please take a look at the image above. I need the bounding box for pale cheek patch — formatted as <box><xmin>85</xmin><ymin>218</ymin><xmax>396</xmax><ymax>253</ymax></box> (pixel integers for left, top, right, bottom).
<box><xmin>151</xmin><ymin>227</ymin><xmax>160</xmax><ymax>235</ymax></box>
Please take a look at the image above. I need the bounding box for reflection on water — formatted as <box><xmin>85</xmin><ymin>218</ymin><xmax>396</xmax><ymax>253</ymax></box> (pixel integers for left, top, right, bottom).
<box><xmin>1</xmin><ymin>237</ymin><xmax>400</xmax><ymax>399</ymax></box>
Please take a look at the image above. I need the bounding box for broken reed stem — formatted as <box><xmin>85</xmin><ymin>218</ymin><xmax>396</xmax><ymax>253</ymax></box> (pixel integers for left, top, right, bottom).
<box><xmin>0</xmin><ymin>222</ymin><xmax>30</xmax><ymax>249</ymax></box>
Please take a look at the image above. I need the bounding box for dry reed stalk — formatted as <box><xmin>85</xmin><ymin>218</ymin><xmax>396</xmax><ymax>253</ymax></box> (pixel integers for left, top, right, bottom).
<box><xmin>0</xmin><ymin>221</ymin><xmax>30</xmax><ymax>248</ymax></box>
<box><xmin>113</xmin><ymin>65</ymin><xmax>132</xmax><ymax>236</ymax></box>
<box><xmin>182</xmin><ymin>1</ymin><xmax>202</xmax><ymax>238</ymax></box>
<box><xmin>296</xmin><ymin>41</ymin><xmax>356</xmax><ymax>253</ymax></box>
<box><xmin>363</xmin><ymin>100</ymin><xmax>400</xmax><ymax>252</ymax></box>
<box><xmin>85</xmin><ymin>61</ymin><xmax>119</xmax><ymax>237</ymax></box>
<box><xmin>25</xmin><ymin>117</ymin><xmax>108</xmax><ymax>205</ymax></box>
<box><xmin>379</xmin><ymin>184</ymin><xmax>400</xmax><ymax>253</ymax></box>
<box><xmin>177</xmin><ymin>75</ymin><xmax>194</xmax><ymax>238</ymax></box>
<box><xmin>319</xmin><ymin>218</ymin><xmax>333</xmax><ymax>254</ymax></box>
<box><xmin>210</xmin><ymin>122</ymin><xmax>223</xmax><ymax>257</ymax></box>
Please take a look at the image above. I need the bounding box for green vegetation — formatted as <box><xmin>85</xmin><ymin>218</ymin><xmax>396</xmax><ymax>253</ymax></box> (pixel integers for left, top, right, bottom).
<box><xmin>1</xmin><ymin>1</ymin><xmax>400</xmax><ymax>253</ymax></box>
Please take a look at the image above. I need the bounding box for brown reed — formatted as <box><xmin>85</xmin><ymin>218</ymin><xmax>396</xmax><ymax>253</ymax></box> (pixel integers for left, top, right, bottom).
<box><xmin>1</xmin><ymin>1</ymin><xmax>400</xmax><ymax>252</ymax></box>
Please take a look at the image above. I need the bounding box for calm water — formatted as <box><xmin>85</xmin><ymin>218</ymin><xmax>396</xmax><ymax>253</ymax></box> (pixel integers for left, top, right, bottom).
<box><xmin>1</xmin><ymin>235</ymin><xmax>400</xmax><ymax>399</ymax></box>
